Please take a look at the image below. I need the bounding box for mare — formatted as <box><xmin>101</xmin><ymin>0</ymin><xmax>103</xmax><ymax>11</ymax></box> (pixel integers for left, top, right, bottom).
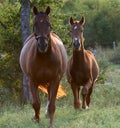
<box><xmin>66</xmin><ymin>16</ymin><xmax>99</xmax><ymax>110</ymax></box>
<box><xmin>19</xmin><ymin>6</ymin><xmax>67</xmax><ymax>128</ymax></box>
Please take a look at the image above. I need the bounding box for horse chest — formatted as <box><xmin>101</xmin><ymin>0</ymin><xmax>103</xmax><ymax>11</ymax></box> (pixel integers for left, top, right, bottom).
<box><xmin>70</xmin><ymin>67</ymin><xmax>89</xmax><ymax>85</ymax></box>
<box><xmin>30</xmin><ymin>59</ymin><xmax>59</xmax><ymax>83</ymax></box>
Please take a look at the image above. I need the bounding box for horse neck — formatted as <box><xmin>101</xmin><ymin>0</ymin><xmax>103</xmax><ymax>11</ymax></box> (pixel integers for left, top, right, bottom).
<box><xmin>72</xmin><ymin>48</ymin><xmax>85</xmax><ymax>66</ymax></box>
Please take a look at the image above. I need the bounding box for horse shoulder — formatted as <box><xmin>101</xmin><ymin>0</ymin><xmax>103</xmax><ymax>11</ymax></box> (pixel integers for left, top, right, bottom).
<box><xmin>24</xmin><ymin>33</ymin><xmax>35</xmax><ymax>45</ymax></box>
<box><xmin>85</xmin><ymin>50</ymin><xmax>99</xmax><ymax>78</ymax></box>
<box><xmin>51</xmin><ymin>33</ymin><xmax>67</xmax><ymax>73</ymax></box>
<box><xmin>20</xmin><ymin>36</ymin><xmax>36</xmax><ymax>75</ymax></box>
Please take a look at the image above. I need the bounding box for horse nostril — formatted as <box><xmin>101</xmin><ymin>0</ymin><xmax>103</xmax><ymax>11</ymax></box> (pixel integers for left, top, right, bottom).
<box><xmin>38</xmin><ymin>43</ymin><xmax>40</xmax><ymax>47</ymax></box>
<box><xmin>73</xmin><ymin>40</ymin><xmax>80</xmax><ymax>48</ymax></box>
<box><xmin>45</xmin><ymin>43</ymin><xmax>47</xmax><ymax>47</ymax></box>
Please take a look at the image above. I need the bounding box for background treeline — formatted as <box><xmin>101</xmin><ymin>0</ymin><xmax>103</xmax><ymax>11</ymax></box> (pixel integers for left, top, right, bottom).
<box><xmin>0</xmin><ymin>0</ymin><xmax>120</xmax><ymax>105</ymax></box>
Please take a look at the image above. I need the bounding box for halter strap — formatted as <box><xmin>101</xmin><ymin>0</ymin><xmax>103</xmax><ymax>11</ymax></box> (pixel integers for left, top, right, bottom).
<box><xmin>35</xmin><ymin>34</ymin><xmax>43</xmax><ymax>40</ymax></box>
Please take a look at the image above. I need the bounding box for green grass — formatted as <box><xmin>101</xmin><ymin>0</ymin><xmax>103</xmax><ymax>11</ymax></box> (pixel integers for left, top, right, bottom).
<box><xmin>0</xmin><ymin>65</ymin><xmax>120</xmax><ymax>128</ymax></box>
<box><xmin>0</xmin><ymin>105</ymin><xmax>120</xmax><ymax>128</ymax></box>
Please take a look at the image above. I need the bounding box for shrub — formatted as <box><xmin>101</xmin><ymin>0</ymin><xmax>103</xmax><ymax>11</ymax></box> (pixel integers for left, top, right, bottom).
<box><xmin>94</xmin><ymin>47</ymin><xmax>110</xmax><ymax>84</ymax></box>
<box><xmin>109</xmin><ymin>44</ymin><xmax>120</xmax><ymax>64</ymax></box>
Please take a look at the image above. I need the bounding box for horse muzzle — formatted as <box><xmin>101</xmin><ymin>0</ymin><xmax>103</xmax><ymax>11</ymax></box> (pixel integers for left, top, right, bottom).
<box><xmin>37</xmin><ymin>40</ymin><xmax>48</xmax><ymax>53</ymax></box>
<box><xmin>73</xmin><ymin>40</ymin><xmax>80</xmax><ymax>50</ymax></box>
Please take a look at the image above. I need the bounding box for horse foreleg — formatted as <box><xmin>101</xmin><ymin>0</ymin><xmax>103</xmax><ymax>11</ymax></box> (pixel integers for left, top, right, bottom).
<box><xmin>71</xmin><ymin>83</ymin><xmax>80</xmax><ymax>109</ymax></box>
<box><xmin>47</xmin><ymin>80</ymin><xmax>59</xmax><ymax>128</ymax></box>
<box><xmin>30</xmin><ymin>81</ymin><xmax>40</xmax><ymax>122</ymax></box>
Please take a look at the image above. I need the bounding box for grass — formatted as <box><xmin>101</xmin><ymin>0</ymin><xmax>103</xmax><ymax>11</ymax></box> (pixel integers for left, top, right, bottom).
<box><xmin>0</xmin><ymin>104</ymin><xmax>120</xmax><ymax>128</ymax></box>
<box><xmin>0</xmin><ymin>60</ymin><xmax>120</xmax><ymax>128</ymax></box>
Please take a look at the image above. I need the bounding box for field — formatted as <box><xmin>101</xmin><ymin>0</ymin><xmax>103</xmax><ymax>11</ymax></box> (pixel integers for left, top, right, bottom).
<box><xmin>0</xmin><ymin>65</ymin><xmax>120</xmax><ymax>128</ymax></box>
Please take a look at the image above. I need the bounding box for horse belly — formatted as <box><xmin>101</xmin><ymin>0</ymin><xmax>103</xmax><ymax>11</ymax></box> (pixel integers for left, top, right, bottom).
<box><xmin>92</xmin><ymin>61</ymin><xmax>99</xmax><ymax>81</ymax></box>
<box><xmin>70</xmin><ymin>69</ymin><xmax>86</xmax><ymax>85</ymax></box>
<box><xmin>31</xmin><ymin>68</ymin><xmax>57</xmax><ymax>84</ymax></box>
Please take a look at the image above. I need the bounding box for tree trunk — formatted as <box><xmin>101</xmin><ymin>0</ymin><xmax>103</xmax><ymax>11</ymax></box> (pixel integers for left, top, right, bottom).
<box><xmin>20</xmin><ymin>0</ymin><xmax>31</xmax><ymax>102</ymax></box>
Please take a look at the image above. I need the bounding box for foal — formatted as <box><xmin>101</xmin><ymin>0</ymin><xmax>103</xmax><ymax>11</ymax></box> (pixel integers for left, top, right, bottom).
<box><xmin>67</xmin><ymin>16</ymin><xmax>99</xmax><ymax>109</ymax></box>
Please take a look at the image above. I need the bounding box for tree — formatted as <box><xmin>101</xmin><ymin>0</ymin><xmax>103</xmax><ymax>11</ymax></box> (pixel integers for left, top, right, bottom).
<box><xmin>19</xmin><ymin>0</ymin><xmax>31</xmax><ymax>102</ymax></box>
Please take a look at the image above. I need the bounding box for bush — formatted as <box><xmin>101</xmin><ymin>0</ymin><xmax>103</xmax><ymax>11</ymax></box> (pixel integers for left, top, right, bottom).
<box><xmin>109</xmin><ymin>44</ymin><xmax>120</xmax><ymax>64</ymax></box>
<box><xmin>94</xmin><ymin>47</ymin><xmax>111</xmax><ymax>84</ymax></box>
<box><xmin>0</xmin><ymin>1</ymin><xmax>22</xmax><ymax>105</ymax></box>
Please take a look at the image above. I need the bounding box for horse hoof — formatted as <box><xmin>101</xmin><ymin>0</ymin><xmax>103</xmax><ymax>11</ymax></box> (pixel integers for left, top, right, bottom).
<box><xmin>31</xmin><ymin>116</ymin><xmax>40</xmax><ymax>122</ymax></box>
<box><xmin>85</xmin><ymin>106</ymin><xmax>89</xmax><ymax>110</ymax></box>
<box><xmin>82</xmin><ymin>106</ymin><xmax>89</xmax><ymax>110</ymax></box>
<box><xmin>48</xmin><ymin>124</ymin><xmax>53</xmax><ymax>128</ymax></box>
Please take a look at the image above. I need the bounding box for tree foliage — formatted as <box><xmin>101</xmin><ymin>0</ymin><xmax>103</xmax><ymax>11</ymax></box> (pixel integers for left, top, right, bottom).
<box><xmin>0</xmin><ymin>0</ymin><xmax>22</xmax><ymax>104</ymax></box>
<box><xmin>62</xmin><ymin>0</ymin><xmax>120</xmax><ymax>48</ymax></box>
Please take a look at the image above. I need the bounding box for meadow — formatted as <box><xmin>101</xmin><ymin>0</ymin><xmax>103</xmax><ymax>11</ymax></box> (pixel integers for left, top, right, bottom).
<box><xmin>0</xmin><ymin>48</ymin><xmax>120</xmax><ymax>128</ymax></box>
<box><xmin>0</xmin><ymin>64</ymin><xmax>120</xmax><ymax>128</ymax></box>
<box><xmin>0</xmin><ymin>1</ymin><xmax>120</xmax><ymax>127</ymax></box>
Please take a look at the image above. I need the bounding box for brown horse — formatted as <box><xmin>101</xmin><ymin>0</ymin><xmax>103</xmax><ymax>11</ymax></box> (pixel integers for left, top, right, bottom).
<box><xmin>19</xmin><ymin>6</ymin><xmax>67</xmax><ymax>128</ymax></box>
<box><xmin>66</xmin><ymin>16</ymin><xmax>99</xmax><ymax>110</ymax></box>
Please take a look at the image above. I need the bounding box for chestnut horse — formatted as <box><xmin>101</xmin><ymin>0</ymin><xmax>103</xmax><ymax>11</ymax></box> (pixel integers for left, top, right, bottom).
<box><xmin>67</xmin><ymin>17</ymin><xmax>99</xmax><ymax>110</ymax></box>
<box><xmin>19</xmin><ymin>6</ymin><xmax>67</xmax><ymax>128</ymax></box>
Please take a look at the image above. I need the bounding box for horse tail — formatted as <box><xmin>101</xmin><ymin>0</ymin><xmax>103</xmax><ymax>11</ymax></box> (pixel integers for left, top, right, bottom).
<box><xmin>38</xmin><ymin>85</ymin><xmax>67</xmax><ymax>99</ymax></box>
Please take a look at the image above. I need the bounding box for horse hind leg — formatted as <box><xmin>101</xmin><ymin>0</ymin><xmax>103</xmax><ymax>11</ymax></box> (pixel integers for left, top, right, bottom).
<box><xmin>86</xmin><ymin>85</ymin><xmax>93</xmax><ymax>108</ymax></box>
<box><xmin>71</xmin><ymin>83</ymin><xmax>80</xmax><ymax>109</ymax></box>
<box><xmin>45</xmin><ymin>100</ymin><xmax>50</xmax><ymax>118</ymax></box>
<box><xmin>45</xmin><ymin>84</ymin><xmax>51</xmax><ymax>118</ymax></box>
<box><xmin>82</xmin><ymin>81</ymin><xmax>93</xmax><ymax>109</ymax></box>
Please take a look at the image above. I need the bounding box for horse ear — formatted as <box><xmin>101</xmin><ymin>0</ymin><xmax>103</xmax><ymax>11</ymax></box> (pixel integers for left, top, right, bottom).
<box><xmin>70</xmin><ymin>17</ymin><xmax>74</xmax><ymax>25</ymax></box>
<box><xmin>80</xmin><ymin>16</ymin><xmax>85</xmax><ymax>25</ymax></box>
<box><xmin>45</xmin><ymin>6</ymin><xmax>50</xmax><ymax>15</ymax></box>
<box><xmin>33</xmin><ymin>6</ymin><xmax>38</xmax><ymax>15</ymax></box>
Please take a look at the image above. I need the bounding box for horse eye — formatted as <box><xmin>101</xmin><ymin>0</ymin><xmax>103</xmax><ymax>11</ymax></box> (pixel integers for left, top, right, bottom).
<box><xmin>40</xmin><ymin>19</ymin><xmax>43</xmax><ymax>23</ymax></box>
<box><xmin>34</xmin><ymin>34</ymin><xmax>38</xmax><ymax>40</ymax></box>
<box><xmin>50</xmin><ymin>25</ymin><xmax>52</xmax><ymax>29</ymax></box>
<box><xmin>33</xmin><ymin>25</ymin><xmax>36</xmax><ymax>32</ymax></box>
<box><xmin>80</xmin><ymin>30</ymin><xmax>83</xmax><ymax>32</ymax></box>
<box><xmin>69</xmin><ymin>30</ymin><xmax>72</xmax><ymax>33</ymax></box>
<box><xmin>81</xmin><ymin>28</ymin><xmax>84</xmax><ymax>32</ymax></box>
<box><xmin>48</xmin><ymin>25</ymin><xmax>51</xmax><ymax>30</ymax></box>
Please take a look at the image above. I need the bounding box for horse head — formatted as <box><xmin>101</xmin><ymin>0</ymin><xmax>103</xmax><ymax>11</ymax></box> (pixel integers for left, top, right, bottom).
<box><xmin>70</xmin><ymin>16</ymin><xmax>85</xmax><ymax>51</ymax></box>
<box><xmin>33</xmin><ymin>6</ymin><xmax>52</xmax><ymax>53</ymax></box>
